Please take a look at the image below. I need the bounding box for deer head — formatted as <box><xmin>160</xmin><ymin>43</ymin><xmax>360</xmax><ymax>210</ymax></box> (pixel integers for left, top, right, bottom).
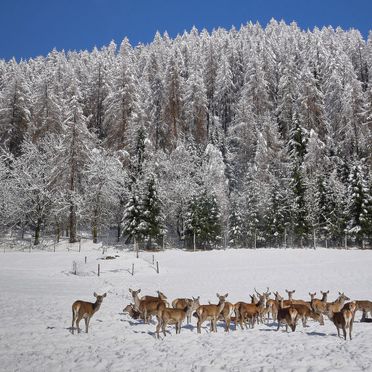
<box><xmin>285</xmin><ymin>289</ymin><xmax>295</xmax><ymax>300</ymax></box>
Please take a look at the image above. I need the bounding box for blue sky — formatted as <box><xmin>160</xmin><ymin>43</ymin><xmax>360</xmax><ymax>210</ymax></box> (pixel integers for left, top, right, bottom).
<box><xmin>1</xmin><ymin>0</ymin><xmax>371</xmax><ymax>61</ymax></box>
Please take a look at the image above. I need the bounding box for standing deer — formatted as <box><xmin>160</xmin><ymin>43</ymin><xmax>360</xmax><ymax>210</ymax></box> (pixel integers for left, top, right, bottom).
<box><xmin>349</xmin><ymin>300</ymin><xmax>372</xmax><ymax>321</ymax></box>
<box><xmin>156</xmin><ymin>299</ymin><xmax>194</xmax><ymax>338</ymax></box>
<box><xmin>325</xmin><ymin>292</ymin><xmax>350</xmax><ymax>314</ymax></box>
<box><xmin>327</xmin><ymin>301</ymin><xmax>356</xmax><ymax>340</ymax></box>
<box><xmin>276</xmin><ymin>297</ymin><xmax>298</xmax><ymax>332</ymax></box>
<box><xmin>283</xmin><ymin>289</ymin><xmax>311</xmax><ymax>309</ymax></box>
<box><xmin>71</xmin><ymin>292</ymin><xmax>106</xmax><ymax>334</ymax></box>
<box><xmin>129</xmin><ymin>288</ymin><xmax>168</xmax><ymax>323</ymax></box>
<box><xmin>235</xmin><ymin>290</ymin><xmax>268</xmax><ymax>329</ymax></box>
<box><xmin>172</xmin><ymin>296</ymin><xmax>200</xmax><ymax>324</ymax></box>
<box><xmin>311</xmin><ymin>290</ymin><xmax>329</xmax><ymax>314</ymax></box>
<box><xmin>195</xmin><ymin>293</ymin><xmax>228</xmax><ymax>333</ymax></box>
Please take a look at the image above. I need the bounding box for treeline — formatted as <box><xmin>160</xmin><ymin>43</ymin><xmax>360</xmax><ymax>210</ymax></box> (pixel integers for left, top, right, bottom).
<box><xmin>0</xmin><ymin>20</ymin><xmax>371</xmax><ymax>248</ymax></box>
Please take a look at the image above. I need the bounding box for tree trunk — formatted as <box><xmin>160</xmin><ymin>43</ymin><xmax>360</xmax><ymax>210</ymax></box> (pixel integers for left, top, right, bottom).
<box><xmin>92</xmin><ymin>209</ymin><xmax>98</xmax><ymax>244</ymax></box>
<box><xmin>54</xmin><ymin>222</ymin><xmax>60</xmax><ymax>243</ymax></box>
<box><xmin>34</xmin><ymin>218</ymin><xmax>42</xmax><ymax>245</ymax></box>
<box><xmin>117</xmin><ymin>223</ymin><xmax>121</xmax><ymax>242</ymax></box>
<box><xmin>69</xmin><ymin>204</ymin><xmax>77</xmax><ymax>243</ymax></box>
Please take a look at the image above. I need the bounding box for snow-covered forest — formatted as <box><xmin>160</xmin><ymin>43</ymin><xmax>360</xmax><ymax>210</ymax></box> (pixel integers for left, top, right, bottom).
<box><xmin>0</xmin><ymin>20</ymin><xmax>371</xmax><ymax>248</ymax></box>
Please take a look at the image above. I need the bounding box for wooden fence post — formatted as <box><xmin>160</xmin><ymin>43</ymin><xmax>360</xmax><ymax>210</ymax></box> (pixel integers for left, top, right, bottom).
<box><xmin>98</xmin><ymin>264</ymin><xmax>100</xmax><ymax>277</ymax></box>
<box><xmin>132</xmin><ymin>263</ymin><xmax>134</xmax><ymax>276</ymax></box>
<box><xmin>85</xmin><ymin>256</ymin><xmax>87</xmax><ymax>264</ymax></box>
<box><xmin>156</xmin><ymin>261</ymin><xmax>159</xmax><ymax>274</ymax></box>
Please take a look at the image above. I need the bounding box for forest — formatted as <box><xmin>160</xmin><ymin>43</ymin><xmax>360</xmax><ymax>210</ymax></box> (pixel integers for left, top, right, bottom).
<box><xmin>0</xmin><ymin>19</ymin><xmax>371</xmax><ymax>249</ymax></box>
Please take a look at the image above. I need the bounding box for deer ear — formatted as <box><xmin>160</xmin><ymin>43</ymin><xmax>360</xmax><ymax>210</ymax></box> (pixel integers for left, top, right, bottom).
<box><xmin>138</xmin><ymin>289</ymin><xmax>141</xmax><ymax>293</ymax></box>
<box><xmin>225</xmin><ymin>293</ymin><xmax>228</xmax><ymax>298</ymax></box>
<box><xmin>216</xmin><ymin>293</ymin><xmax>220</xmax><ymax>298</ymax></box>
<box><xmin>285</xmin><ymin>289</ymin><xmax>288</xmax><ymax>293</ymax></box>
<box><xmin>103</xmin><ymin>293</ymin><xmax>107</xmax><ymax>297</ymax></box>
<box><xmin>129</xmin><ymin>288</ymin><xmax>132</xmax><ymax>293</ymax></box>
<box><xmin>94</xmin><ymin>292</ymin><xmax>98</xmax><ymax>297</ymax></box>
<box><xmin>293</xmin><ymin>290</ymin><xmax>296</xmax><ymax>293</ymax></box>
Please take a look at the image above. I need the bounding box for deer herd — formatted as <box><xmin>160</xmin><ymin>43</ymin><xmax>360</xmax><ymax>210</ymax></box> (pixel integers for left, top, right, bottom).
<box><xmin>70</xmin><ymin>288</ymin><xmax>372</xmax><ymax>341</ymax></box>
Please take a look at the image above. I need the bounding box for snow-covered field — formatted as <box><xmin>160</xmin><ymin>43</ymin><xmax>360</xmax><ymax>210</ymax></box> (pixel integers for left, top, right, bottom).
<box><xmin>1</xmin><ymin>243</ymin><xmax>372</xmax><ymax>372</ymax></box>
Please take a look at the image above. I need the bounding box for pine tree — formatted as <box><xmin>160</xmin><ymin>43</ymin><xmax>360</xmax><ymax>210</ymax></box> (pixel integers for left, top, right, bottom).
<box><xmin>228</xmin><ymin>193</ymin><xmax>244</xmax><ymax>247</ymax></box>
<box><xmin>185</xmin><ymin>190</ymin><xmax>221</xmax><ymax>249</ymax></box>
<box><xmin>346</xmin><ymin>160</ymin><xmax>372</xmax><ymax>244</ymax></box>
<box><xmin>140</xmin><ymin>176</ymin><xmax>165</xmax><ymax>248</ymax></box>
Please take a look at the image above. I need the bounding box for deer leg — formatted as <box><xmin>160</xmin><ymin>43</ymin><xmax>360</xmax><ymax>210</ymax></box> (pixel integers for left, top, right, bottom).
<box><xmin>71</xmin><ymin>310</ymin><xmax>75</xmax><ymax>334</ymax></box>
<box><xmin>285</xmin><ymin>324</ymin><xmax>288</xmax><ymax>332</ymax></box>
<box><xmin>337</xmin><ymin>327</ymin><xmax>340</xmax><ymax>338</ymax></box>
<box><xmin>224</xmin><ymin>317</ymin><xmax>229</xmax><ymax>332</ymax></box>
<box><xmin>85</xmin><ymin>317</ymin><xmax>89</xmax><ymax>333</ymax></box>
<box><xmin>343</xmin><ymin>327</ymin><xmax>347</xmax><ymax>340</ymax></box>
<box><xmin>276</xmin><ymin>320</ymin><xmax>280</xmax><ymax>331</ymax></box>
<box><xmin>156</xmin><ymin>320</ymin><xmax>161</xmax><ymax>339</ymax></box>
<box><xmin>187</xmin><ymin>314</ymin><xmax>191</xmax><ymax>325</ymax></box>
<box><xmin>162</xmin><ymin>321</ymin><xmax>166</xmax><ymax>336</ymax></box>
<box><xmin>349</xmin><ymin>323</ymin><xmax>352</xmax><ymax>340</ymax></box>
<box><xmin>197</xmin><ymin>319</ymin><xmax>202</xmax><ymax>333</ymax></box>
<box><xmin>76</xmin><ymin>318</ymin><xmax>81</xmax><ymax>334</ymax></box>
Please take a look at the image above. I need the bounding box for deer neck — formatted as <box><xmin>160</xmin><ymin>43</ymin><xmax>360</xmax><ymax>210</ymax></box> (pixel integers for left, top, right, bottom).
<box><xmin>336</xmin><ymin>297</ymin><xmax>346</xmax><ymax>307</ymax></box>
<box><xmin>257</xmin><ymin>297</ymin><xmax>266</xmax><ymax>309</ymax></box>
<box><xmin>132</xmin><ymin>294</ymin><xmax>141</xmax><ymax>310</ymax></box>
<box><xmin>93</xmin><ymin>300</ymin><xmax>102</xmax><ymax>313</ymax></box>
<box><xmin>217</xmin><ymin>301</ymin><xmax>225</xmax><ymax>314</ymax></box>
<box><xmin>321</xmin><ymin>294</ymin><xmax>328</xmax><ymax>302</ymax></box>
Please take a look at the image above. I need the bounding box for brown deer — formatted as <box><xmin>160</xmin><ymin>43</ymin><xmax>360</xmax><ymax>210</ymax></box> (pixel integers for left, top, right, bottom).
<box><xmin>277</xmin><ymin>297</ymin><xmax>298</xmax><ymax>332</ymax></box>
<box><xmin>129</xmin><ymin>288</ymin><xmax>168</xmax><ymax>323</ymax></box>
<box><xmin>311</xmin><ymin>290</ymin><xmax>329</xmax><ymax>314</ymax></box>
<box><xmin>351</xmin><ymin>300</ymin><xmax>372</xmax><ymax>321</ymax></box>
<box><xmin>156</xmin><ymin>299</ymin><xmax>194</xmax><ymax>338</ymax></box>
<box><xmin>325</xmin><ymin>292</ymin><xmax>350</xmax><ymax>314</ymax></box>
<box><xmin>123</xmin><ymin>303</ymin><xmax>141</xmax><ymax>319</ymax></box>
<box><xmin>172</xmin><ymin>296</ymin><xmax>200</xmax><ymax>324</ymax></box>
<box><xmin>266</xmin><ymin>291</ymin><xmax>281</xmax><ymax>321</ymax></box>
<box><xmin>141</xmin><ymin>290</ymin><xmax>168</xmax><ymax>302</ymax></box>
<box><xmin>195</xmin><ymin>293</ymin><xmax>228</xmax><ymax>333</ymax></box>
<box><xmin>327</xmin><ymin>301</ymin><xmax>356</xmax><ymax>340</ymax></box>
<box><xmin>235</xmin><ymin>290</ymin><xmax>268</xmax><ymax>329</ymax></box>
<box><xmin>290</xmin><ymin>303</ymin><xmax>324</xmax><ymax>327</ymax></box>
<box><xmin>71</xmin><ymin>292</ymin><xmax>106</xmax><ymax>334</ymax></box>
<box><xmin>283</xmin><ymin>289</ymin><xmax>311</xmax><ymax>309</ymax></box>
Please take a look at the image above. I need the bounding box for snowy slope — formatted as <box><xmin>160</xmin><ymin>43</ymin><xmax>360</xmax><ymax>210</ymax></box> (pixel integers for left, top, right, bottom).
<box><xmin>1</xmin><ymin>245</ymin><xmax>372</xmax><ymax>372</ymax></box>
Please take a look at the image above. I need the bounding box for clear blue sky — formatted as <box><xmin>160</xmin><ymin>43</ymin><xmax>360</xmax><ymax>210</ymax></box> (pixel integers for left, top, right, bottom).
<box><xmin>1</xmin><ymin>0</ymin><xmax>371</xmax><ymax>61</ymax></box>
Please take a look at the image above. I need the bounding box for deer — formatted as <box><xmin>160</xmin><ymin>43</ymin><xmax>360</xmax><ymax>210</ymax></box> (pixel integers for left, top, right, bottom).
<box><xmin>141</xmin><ymin>290</ymin><xmax>168</xmax><ymax>302</ymax></box>
<box><xmin>325</xmin><ymin>292</ymin><xmax>350</xmax><ymax>314</ymax></box>
<box><xmin>129</xmin><ymin>289</ymin><xmax>168</xmax><ymax>323</ymax></box>
<box><xmin>234</xmin><ymin>289</ymin><xmax>269</xmax><ymax>329</ymax></box>
<box><xmin>290</xmin><ymin>303</ymin><xmax>324</xmax><ymax>327</ymax></box>
<box><xmin>349</xmin><ymin>300</ymin><xmax>372</xmax><ymax>321</ymax></box>
<box><xmin>195</xmin><ymin>293</ymin><xmax>228</xmax><ymax>333</ymax></box>
<box><xmin>156</xmin><ymin>299</ymin><xmax>194</xmax><ymax>338</ymax></box>
<box><xmin>123</xmin><ymin>303</ymin><xmax>141</xmax><ymax>320</ymax></box>
<box><xmin>283</xmin><ymin>289</ymin><xmax>311</xmax><ymax>309</ymax></box>
<box><xmin>311</xmin><ymin>290</ymin><xmax>329</xmax><ymax>314</ymax></box>
<box><xmin>327</xmin><ymin>301</ymin><xmax>356</xmax><ymax>340</ymax></box>
<box><xmin>172</xmin><ymin>296</ymin><xmax>200</xmax><ymax>324</ymax></box>
<box><xmin>276</xmin><ymin>296</ymin><xmax>298</xmax><ymax>332</ymax></box>
<box><xmin>266</xmin><ymin>291</ymin><xmax>280</xmax><ymax>321</ymax></box>
<box><xmin>71</xmin><ymin>292</ymin><xmax>106</xmax><ymax>334</ymax></box>
<box><xmin>250</xmin><ymin>294</ymin><xmax>259</xmax><ymax>304</ymax></box>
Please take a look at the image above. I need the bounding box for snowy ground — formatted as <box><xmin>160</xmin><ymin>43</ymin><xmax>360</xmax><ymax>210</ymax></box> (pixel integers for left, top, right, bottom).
<box><xmin>1</xmin><ymin>242</ymin><xmax>372</xmax><ymax>372</ymax></box>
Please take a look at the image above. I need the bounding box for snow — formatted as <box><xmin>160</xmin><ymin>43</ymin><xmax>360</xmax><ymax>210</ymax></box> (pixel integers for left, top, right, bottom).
<box><xmin>1</xmin><ymin>243</ymin><xmax>372</xmax><ymax>371</ymax></box>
